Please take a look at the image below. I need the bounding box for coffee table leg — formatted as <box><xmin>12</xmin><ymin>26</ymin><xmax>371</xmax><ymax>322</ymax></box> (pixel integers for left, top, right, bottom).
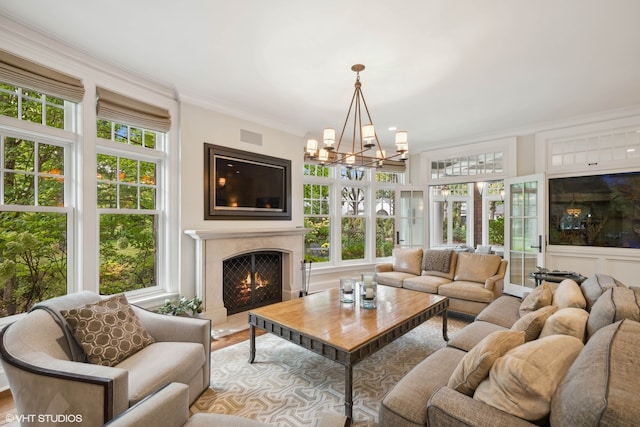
<box><xmin>249</xmin><ymin>324</ymin><xmax>256</xmax><ymax>363</ymax></box>
<box><xmin>344</xmin><ymin>364</ymin><xmax>353</xmax><ymax>418</ymax></box>
<box><xmin>442</xmin><ymin>310</ymin><xmax>449</xmax><ymax>341</ymax></box>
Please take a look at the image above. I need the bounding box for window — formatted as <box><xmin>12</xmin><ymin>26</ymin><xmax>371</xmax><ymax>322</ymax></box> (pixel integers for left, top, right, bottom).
<box><xmin>0</xmin><ymin>83</ymin><xmax>73</xmax><ymax>316</ymax></box>
<box><xmin>375</xmin><ymin>171</ymin><xmax>400</xmax><ymax>257</ymax></box>
<box><xmin>303</xmin><ymin>163</ymin><xmax>403</xmax><ymax>264</ymax></box>
<box><xmin>96</xmin><ymin>120</ymin><xmax>163</xmax><ymax>295</ymax></box>
<box><xmin>430</xmin><ymin>181</ymin><xmax>504</xmax><ymax>250</ymax></box>
<box><xmin>303</xmin><ymin>164</ymin><xmax>330</xmax><ymax>262</ymax></box>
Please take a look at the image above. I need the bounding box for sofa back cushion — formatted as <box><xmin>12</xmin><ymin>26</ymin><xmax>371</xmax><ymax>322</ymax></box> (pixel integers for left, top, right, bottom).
<box><xmin>453</xmin><ymin>253</ymin><xmax>502</xmax><ymax>283</ymax></box>
<box><xmin>519</xmin><ymin>282</ymin><xmax>553</xmax><ymax>317</ymax></box>
<box><xmin>551</xmin><ymin>319</ymin><xmax>640</xmax><ymax>426</ymax></box>
<box><xmin>422</xmin><ymin>250</ymin><xmax>457</xmax><ymax>279</ymax></box>
<box><xmin>391</xmin><ymin>248</ymin><xmax>423</xmax><ymax>276</ymax></box>
<box><xmin>580</xmin><ymin>273</ymin><xmax>625</xmax><ymax>311</ymax></box>
<box><xmin>586</xmin><ymin>286</ymin><xmax>640</xmax><ymax>338</ymax></box>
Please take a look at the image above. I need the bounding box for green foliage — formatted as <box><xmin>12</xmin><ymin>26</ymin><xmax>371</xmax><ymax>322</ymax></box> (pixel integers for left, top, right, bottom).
<box><xmin>155</xmin><ymin>296</ymin><xmax>203</xmax><ymax>317</ymax></box>
<box><xmin>489</xmin><ymin>216</ymin><xmax>505</xmax><ymax>245</ymax></box>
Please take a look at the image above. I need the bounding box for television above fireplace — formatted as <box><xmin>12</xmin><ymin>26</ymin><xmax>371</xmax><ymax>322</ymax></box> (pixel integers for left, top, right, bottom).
<box><xmin>204</xmin><ymin>143</ymin><xmax>291</xmax><ymax>220</ymax></box>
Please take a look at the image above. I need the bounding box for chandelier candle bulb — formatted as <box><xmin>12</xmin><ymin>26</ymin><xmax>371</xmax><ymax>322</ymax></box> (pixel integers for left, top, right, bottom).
<box><xmin>323</xmin><ymin>128</ymin><xmax>336</xmax><ymax>148</ymax></box>
<box><xmin>306</xmin><ymin>139</ymin><xmax>318</xmax><ymax>156</ymax></box>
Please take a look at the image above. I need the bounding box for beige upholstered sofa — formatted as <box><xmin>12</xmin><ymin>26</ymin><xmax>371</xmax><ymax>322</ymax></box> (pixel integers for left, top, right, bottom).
<box><xmin>379</xmin><ymin>274</ymin><xmax>640</xmax><ymax>426</ymax></box>
<box><xmin>0</xmin><ymin>291</ymin><xmax>211</xmax><ymax>426</ymax></box>
<box><xmin>375</xmin><ymin>248</ymin><xmax>508</xmax><ymax>316</ymax></box>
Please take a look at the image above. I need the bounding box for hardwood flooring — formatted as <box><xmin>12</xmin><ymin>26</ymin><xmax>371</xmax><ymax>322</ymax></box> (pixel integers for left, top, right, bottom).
<box><xmin>0</xmin><ymin>328</ymin><xmax>263</xmax><ymax>420</ymax></box>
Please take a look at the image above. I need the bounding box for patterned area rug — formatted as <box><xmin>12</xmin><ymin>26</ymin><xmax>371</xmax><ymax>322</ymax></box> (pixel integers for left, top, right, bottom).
<box><xmin>190</xmin><ymin>313</ymin><xmax>470</xmax><ymax>426</ymax></box>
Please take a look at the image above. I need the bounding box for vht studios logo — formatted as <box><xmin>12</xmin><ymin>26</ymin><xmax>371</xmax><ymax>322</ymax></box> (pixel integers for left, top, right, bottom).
<box><xmin>6</xmin><ymin>413</ymin><xmax>83</xmax><ymax>423</ymax></box>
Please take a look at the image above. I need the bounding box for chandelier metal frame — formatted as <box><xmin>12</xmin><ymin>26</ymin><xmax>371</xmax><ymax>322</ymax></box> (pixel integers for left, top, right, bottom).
<box><xmin>304</xmin><ymin>64</ymin><xmax>408</xmax><ymax>169</ymax></box>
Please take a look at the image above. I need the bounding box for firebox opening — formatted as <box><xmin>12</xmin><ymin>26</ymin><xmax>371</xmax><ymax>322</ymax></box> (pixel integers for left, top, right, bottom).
<box><xmin>223</xmin><ymin>251</ymin><xmax>283</xmax><ymax>315</ymax></box>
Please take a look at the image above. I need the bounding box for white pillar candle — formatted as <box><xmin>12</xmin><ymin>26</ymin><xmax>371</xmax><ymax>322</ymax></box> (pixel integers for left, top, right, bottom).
<box><xmin>344</xmin><ymin>282</ymin><xmax>353</xmax><ymax>292</ymax></box>
<box><xmin>365</xmin><ymin>288</ymin><xmax>374</xmax><ymax>299</ymax></box>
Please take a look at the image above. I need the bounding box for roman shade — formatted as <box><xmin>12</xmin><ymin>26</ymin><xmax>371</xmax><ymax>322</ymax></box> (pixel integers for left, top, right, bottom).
<box><xmin>0</xmin><ymin>49</ymin><xmax>85</xmax><ymax>102</ymax></box>
<box><xmin>96</xmin><ymin>87</ymin><xmax>171</xmax><ymax>132</ymax></box>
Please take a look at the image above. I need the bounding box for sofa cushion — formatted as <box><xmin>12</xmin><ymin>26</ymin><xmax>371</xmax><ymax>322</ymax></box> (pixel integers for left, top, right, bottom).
<box><xmin>511</xmin><ymin>305</ymin><xmax>557</xmax><ymax>342</ymax></box>
<box><xmin>475</xmin><ymin>295</ymin><xmax>522</xmax><ymax>329</ymax></box>
<box><xmin>403</xmin><ymin>274</ymin><xmax>452</xmax><ymax>294</ymax></box>
<box><xmin>539</xmin><ymin>307</ymin><xmax>589</xmax><ymax>341</ymax></box>
<box><xmin>448</xmin><ymin>330</ymin><xmax>525</xmax><ymax>396</ymax></box>
<box><xmin>550</xmin><ymin>319</ymin><xmax>640</xmax><ymax>427</ymax></box>
<box><xmin>375</xmin><ymin>271</ymin><xmax>416</xmax><ymax>288</ymax></box>
<box><xmin>438</xmin><ymin>281</ymin><xmax>495</xmax><ymax>304</ymax></box>
<box><xmin>118</xmin><ymin>341</ymin><xmax>205</xmax><ymax>404</ymax></box>
<box><xmin>474</xmin><ymin>335</ymin><xmax>584</xmax><ymax>421</ymax></box>
<box><xmin>580</xmin><ymin>273</ymin><xmax>625</xmax><ymax>311</ymax></box>
<box><xmin>519</xmin><ymin>282</ymin><xmax>552</xmax><ymax>317</ymax></box>
<box><xmin>453</xmin><ymin>253</ymin><xmax>501</xmax><ymax>283</ymax></box>
<box><xmin>391</xmin><ymin>248</ymin><xmax>423</xmax><ymax>276</ymax></box>
<box><xmin>422</xmin><ymin>250</ymin><xmax>456</xmax><ymax>279</ymax></box>
<box><xmin>586</xmin><ymin>286</ymin><xmax>640</xmax><ymax>338</ymax></box>
<box><xmin>379</xmin><ymin>347</ymin><xmax>466</xmax><ymax>427</ymax></box>
<box><xmin>447</xmin><ymin>321</ymin><xmax>507</xmax><ymax>352</ymax></box>
<box><xmin>61</xmin><ymin>294</ymin><xmax>155</xmax><ymax>367</ymax></box>
<box><xmin>551</xmin><ymin>279</ymin><xmax>587</xmax><ymax>309</ymax></box>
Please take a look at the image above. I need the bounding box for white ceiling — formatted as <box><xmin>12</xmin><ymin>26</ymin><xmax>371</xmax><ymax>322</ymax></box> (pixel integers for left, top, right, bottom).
<box><xmin>2</xmin><ymin>0</ymin><xmax>640</xmax><ymax>153</ymax></box>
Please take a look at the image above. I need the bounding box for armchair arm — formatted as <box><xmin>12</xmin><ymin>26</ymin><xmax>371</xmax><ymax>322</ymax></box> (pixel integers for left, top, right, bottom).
<box><xmin>133</xmin><ymin>306</ymin><xmax>210</xmax><ymax>345</ymax></box>
<box><xmin>375</xmin><ymin>263</ymin><xmax>393</xmax><ymax>273</ymax></box>
<box><xmin>1</xmin><ymin>348</ymin><xmax>128</xmax><ymax>425</ymax></box>
<box><xmin>484</xmin><ymin>259</ymin><xmax>508</xmax><ymax>300</ymax></box>
<box><xmin>105</xmin><ymin>382</ymin><xmax>189</xmax><ymax>427</ymax></box>
<box><xmin>427</xmin><ymin>386</ymin><xmax>535</xmax><ymax>427</ymax></box>
<box><xmin>132</xmin><ymin>306</ymin><xmax>211</xmax><ymax>390</ymax></box>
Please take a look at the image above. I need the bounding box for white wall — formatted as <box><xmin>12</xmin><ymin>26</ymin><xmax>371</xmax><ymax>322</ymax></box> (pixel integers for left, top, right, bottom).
<box><xmin>178</xmin><ymin>102</ymin><xmax>304</xmax><ymax>299</ymax></box>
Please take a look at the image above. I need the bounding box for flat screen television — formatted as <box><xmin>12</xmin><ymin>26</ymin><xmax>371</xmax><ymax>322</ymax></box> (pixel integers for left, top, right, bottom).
<box><xmin>548</xmin><ymin>171</ymin><xmax>640</xmax><ymax>248</ymax></box>
<box><xmin>204</xmin><ymin>143</ymin><xmax>291</xmax><ymax>220</ymax></box>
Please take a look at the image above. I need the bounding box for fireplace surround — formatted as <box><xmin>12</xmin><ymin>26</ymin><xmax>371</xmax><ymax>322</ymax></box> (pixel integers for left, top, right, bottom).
<box><xmin>185</xmin><ymin>228</ymin><xmax>309</xmax><ymax>324</ymax></box>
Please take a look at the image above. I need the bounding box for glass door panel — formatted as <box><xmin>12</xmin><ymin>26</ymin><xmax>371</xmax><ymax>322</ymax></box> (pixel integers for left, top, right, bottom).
<box><xmin>396</xmin><ymin>189</ymin><xmax>424</xmax><ymax>248</ymax></box>
<box><xmin>504</xmin><ymin>174</ymin><xmax>545</xmax><ymax>297</ymax></box>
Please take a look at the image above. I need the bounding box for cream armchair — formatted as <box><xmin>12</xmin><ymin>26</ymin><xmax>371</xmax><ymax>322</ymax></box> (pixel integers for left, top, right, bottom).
<box><xmin>0</xmin><ymin>292</ymin><xmax>211</xmax><ymax>426</ymax></box>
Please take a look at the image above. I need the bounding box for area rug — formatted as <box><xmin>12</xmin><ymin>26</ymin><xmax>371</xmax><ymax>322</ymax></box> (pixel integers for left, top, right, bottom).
<box><xmin>190</xmin><ymin>314</ymin><xmax>470</xmax><ymax>426</ymax></box>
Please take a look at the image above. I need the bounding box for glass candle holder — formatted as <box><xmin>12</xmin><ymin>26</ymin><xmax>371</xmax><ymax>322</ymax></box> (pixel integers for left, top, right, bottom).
<box><xmin>361</xmin><ymin>272</ymin><xmax>375</xmax><ymax>286</ymax></box>
<box><xmin>340</xmin><ymin>278</ymin><xmax>356</xmax><ymax>303</ymax></box>
<box><xmin>360</xmin><ymin>281</ymin><xmax>376</xmax><ymax>309</ymax></box>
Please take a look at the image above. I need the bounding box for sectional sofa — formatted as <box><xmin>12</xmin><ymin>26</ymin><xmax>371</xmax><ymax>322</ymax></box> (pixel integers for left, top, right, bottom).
<box><xmin>375</xmin><ymin>248</ymin><xmax>508</xmax><ymax>316</ymax></box>
<box><xmin>379</xmin><ymin>274</ymin><xmax>640</xmax><ymax>426</ymax></box>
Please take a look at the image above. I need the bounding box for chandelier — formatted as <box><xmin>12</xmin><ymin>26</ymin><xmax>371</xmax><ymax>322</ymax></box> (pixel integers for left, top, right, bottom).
<box><xmin>304</xmin><ymin>64</ymin><xmax>408</xmax><ymax>169</ymax></box>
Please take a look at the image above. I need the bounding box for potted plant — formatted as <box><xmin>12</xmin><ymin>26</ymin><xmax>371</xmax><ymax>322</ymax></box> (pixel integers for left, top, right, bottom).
<box><xmin>156</xmin><ymin>296</ymin><xmax>203</xmax><ymax>317</ymax></box>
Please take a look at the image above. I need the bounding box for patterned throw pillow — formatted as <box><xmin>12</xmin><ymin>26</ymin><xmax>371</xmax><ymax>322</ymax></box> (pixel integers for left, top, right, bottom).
<box><xmin>61</xmin><ymin>294</ymin><xmax>155</xmax><ymax>366</ymax></box>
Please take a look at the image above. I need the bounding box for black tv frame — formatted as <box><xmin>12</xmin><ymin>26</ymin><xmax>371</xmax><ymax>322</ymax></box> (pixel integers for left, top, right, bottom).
<box><xmin>203</xmin><ymin>143</ymin><xmax>291</xmax><ymax>220</ymax></box>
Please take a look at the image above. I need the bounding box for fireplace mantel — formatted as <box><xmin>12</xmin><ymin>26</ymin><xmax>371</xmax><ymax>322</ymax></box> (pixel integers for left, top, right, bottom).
<box><xmin>185</xmin><ymin>227</ymin><xmax>310</xmax><ymax>324</ymax></box>
<box><xmin>185</xmin><ymin>227</ymin><xmax>310</xmax><ymax>241</ymax></box>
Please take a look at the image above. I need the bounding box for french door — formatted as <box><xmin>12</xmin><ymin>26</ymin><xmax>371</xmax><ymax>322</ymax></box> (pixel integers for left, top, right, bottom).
<box><xmin>395</xmin><ymin>188</ymin><xmax>425</xmax><ymax>249</ymax></box>
<box><xmin>503</xmin><ymin>174</ymin><xmax>545</xmax><ymax>297</ymax></box>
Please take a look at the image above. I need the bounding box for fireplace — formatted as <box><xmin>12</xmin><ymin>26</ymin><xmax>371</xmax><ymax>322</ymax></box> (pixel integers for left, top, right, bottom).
<box><xmin>223</xmin><ymin>251</ymin><xmax>282</xmax><ymax>315</ymax></box>
<box><xmin>185</xmin><ymin>227</ymin><xmax>309</xmax><ymax>324</ymax></box>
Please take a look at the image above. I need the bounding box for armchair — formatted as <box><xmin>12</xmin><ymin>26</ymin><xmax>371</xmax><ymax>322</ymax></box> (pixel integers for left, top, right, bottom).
<box><xmin>0</xmin><ymin>292</ymin><xmax>211</xmax><ymax>426</ymax></box>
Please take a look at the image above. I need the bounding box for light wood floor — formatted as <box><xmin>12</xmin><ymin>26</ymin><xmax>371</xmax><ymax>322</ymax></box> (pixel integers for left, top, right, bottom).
<box><xmin>0</xmin><ymin>328</ymin><xmax>263</xmax><ymax>420</ymax></box>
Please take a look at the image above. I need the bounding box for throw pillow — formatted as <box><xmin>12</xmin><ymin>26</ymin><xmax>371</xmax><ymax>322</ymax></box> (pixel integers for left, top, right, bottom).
<box><xmin>586</xmin><ymin>286</ymin><xmax>640</xmax><ymax>338</ymax></box>
<box><xmin>474</xmin><ymin>335</ymin><xmax>584</xmax><ymax>421</ymax></box>
<box><xmin>519</xmin><ymin>282</ymin><xmax>552</xmax><ymax>317</ymax></box>
<box><xmin>511</xmin><ymin>305</ymin><xmax>558</xmax><ymax>342</ymax></box>
<box><xmin>447</xmin><ymin>330</ymin><xmax>525</xmax><ymax>396</ymax></box>
<box><xmin>551</xmin><ymin>279</ymin><xmax>586</xmax><ymax>309</ymax></box>
<box><xmin>580</xmin><ymin>274</ymin><xmax>625</xmax><ymax>311</ymax></box>
<box><xmin>539</xmin><ymin>307</ymin><xmax>589</xmax><ymax>341</ymax></box>
<box><xmin>61</xmin><ymin>294</ymin><xmax>155</xmax><ymax>367</ymax></box>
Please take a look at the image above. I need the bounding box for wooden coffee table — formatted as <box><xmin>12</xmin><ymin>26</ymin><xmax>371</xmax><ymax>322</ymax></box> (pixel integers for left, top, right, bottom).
<box><xmin>248</xmin><ymin>286</ymin><xmax>449</xmax><ymax>418</ymax></box>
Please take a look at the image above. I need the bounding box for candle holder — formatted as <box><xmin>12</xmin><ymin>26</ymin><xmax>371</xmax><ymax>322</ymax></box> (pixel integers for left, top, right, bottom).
<box><xmin>340</xmin><ymin>278</ymin><xmax>356</xmax><ymax>303</ymax></box>
<box><xmin>360</xmin><ymin>281</ymin><xmax>376</xmax><ymax>309</ymax></box>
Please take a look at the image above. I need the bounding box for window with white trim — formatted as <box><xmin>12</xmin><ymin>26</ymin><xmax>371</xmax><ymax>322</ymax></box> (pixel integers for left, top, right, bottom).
<box><xmin>0</xmin><ymin>82</ymin><xmax>75</xmax><ymax>316</ymax></box>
